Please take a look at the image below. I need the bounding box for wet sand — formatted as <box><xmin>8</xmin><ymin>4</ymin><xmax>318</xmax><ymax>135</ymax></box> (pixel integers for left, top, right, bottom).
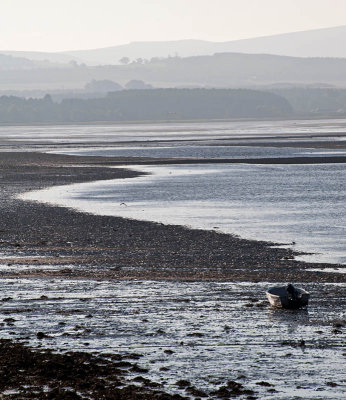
<box><xmin>0</xmin><ymin>278</ymin><xmax>344</xmax><ymax>399</ymax></box>
<box><xmin>0</xmin><ymin>152</ymin><xmax>345</xmax><ymax>283</ymax></box>
<box><xmin>0</xmin><ymin>151</ymin><xmax>345</xmax><ymax>399</ymax></box>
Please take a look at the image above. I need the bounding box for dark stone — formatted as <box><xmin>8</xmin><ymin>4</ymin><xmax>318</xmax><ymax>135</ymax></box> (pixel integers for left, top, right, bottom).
<box><xmin>36</xmin><ymin>332</ymin><xmax>49</xmax><ymax>339</ymax></box>
<box><xmin>255</xmin><ymin>381</ymin><xmax>273</xmax><ymax>387</ymax></box>
<box><xmin>187</xmin><ymin>332</ymin><xmax>204</xmax><ymax>337</ymax></box>
<box><xmin>176</xmin><ymin>380</ymin><xmax>190</xmax><ymax>388</ymax></box>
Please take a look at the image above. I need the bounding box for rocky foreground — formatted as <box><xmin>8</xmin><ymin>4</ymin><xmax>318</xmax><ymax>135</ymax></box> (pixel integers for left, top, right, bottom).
<box><xmin>0</xmin><ymin>339</ymin><xmax>186</xmax><ymax>399</ymax></box>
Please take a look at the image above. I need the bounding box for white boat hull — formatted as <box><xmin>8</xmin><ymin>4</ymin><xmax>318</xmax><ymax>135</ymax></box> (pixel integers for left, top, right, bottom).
<box><xmin>266</xmin><ymin>286</ymin><xmax>310</xmax><ymax>309</ymax></box>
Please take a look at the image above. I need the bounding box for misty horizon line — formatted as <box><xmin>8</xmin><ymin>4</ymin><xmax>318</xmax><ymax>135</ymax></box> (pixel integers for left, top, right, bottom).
<box><xmin>2</xmin><ymin>24</ymin><xmax>345</xmax><ymax>54</ymax></box>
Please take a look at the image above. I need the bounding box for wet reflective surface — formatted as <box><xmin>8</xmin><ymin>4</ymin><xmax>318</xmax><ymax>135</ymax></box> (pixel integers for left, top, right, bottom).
<box><xmin>0</xmin><ymin>278</ymin><xmax>344</xmax><ymax>399</ymax></box>
<box><xmin>2</xmin><ymin>119</ymin><xmax>345</xmax><ymax>398</ymax></box>
<box><xmin>0</xmin><ymin>118</ymin><xmax>346</xmax><ymax>148</ymax></box>
<box><xmin>22</xmin><ymin>162</ymin><xmax>346</xmax><ymax>265</ymax></box>
<box><xmin>47</xmin><ymin>144</ymin><xmax>346</xmax><ymax>159</ymax></box>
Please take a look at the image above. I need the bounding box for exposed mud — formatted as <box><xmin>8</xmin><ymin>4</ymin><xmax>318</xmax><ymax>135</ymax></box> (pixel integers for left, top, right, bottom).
<box><xmin>0</xmin><ymin>339</ymin><xmax>191</xmax><ymax>399</ymax></box>
<box><xmin>0</xmin><ymin>152</ymin><xmax>345</xmax><ymax>283</ymax></box>
<box><xmin>0</xmin><ymin>151</ymin><xmax>345</xmax><ymax>399</ymax></box>
<box><xmin>0</xmin><ymin>279</ymin><xmax>344</xmax><ymax>399</ymax></box>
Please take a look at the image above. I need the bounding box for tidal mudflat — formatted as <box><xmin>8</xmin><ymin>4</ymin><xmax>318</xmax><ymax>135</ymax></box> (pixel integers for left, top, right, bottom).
<box><xmin>22</xmin><ymin>162</ymin><xmax>346</xmax><ymax>265</ymax></box>
<box><xmin>0</xmin><ymin>120</ymin><xmax>345</xmax><ymax>399</ymax></box>
<box><xmin>0</xmin><ymin>278</ymin><xmax>345</xmax><ymax>399</ymax></box>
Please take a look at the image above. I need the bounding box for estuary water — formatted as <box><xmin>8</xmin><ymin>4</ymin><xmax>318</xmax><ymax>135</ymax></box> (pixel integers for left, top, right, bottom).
<box><xmin>6</xmin><ymin>118</ymin><xmax>344</xmax><ymax>265</ymax></box>
<box><xmin>3</xmin><ymin>120</ymin><xmax>346</xmax><ymax>398</ymax></box>
<box><xmin>23</xmin><ymin>158</ymin><xmax>346</xmax><ymax>265</ymax></box>
<box><xmin>1</xmin><ymin>118</ymin><xmax>346</xmax><ymax>148</ymax></box>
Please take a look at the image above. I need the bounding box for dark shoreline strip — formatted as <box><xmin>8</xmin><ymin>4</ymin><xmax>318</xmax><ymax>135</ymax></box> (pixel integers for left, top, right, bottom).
<box><xmin>1</xmin><ymin>151</ymin><xmax>346</xmax><ymax>166</ymax></box>
<box><xmin>120</xmin><ymin>155</ymin><xmax>346</xmax><ymax>165</ymax></box>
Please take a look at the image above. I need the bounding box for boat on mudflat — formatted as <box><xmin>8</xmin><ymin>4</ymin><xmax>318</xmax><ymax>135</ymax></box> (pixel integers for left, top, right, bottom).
<box><xmin>266</xmin><ymin>284</ymin><xmax>310</xmax><ymax>309</ymax></box>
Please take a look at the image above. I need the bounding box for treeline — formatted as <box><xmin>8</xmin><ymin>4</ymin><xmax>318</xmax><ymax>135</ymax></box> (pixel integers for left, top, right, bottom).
<box><xmin>0</xmin><ymin>89</ymin><xmax>293</xmax><ymax>123</ymax></box>
<box><xmin>270</xmin><ymin>88</ymin><xmax>346</xmax><ymax>115</ymax></box>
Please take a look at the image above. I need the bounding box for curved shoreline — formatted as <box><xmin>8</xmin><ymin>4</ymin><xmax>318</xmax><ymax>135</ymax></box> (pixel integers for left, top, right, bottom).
<box><xmin>0</xmin><ymin>151</ymin><xmax>345</xmax><ymax>283</ymax></box>
<box><xmin>20</xmin><ymin>161</ymin><xmax>345</xmax><ymax>266</ymax></box>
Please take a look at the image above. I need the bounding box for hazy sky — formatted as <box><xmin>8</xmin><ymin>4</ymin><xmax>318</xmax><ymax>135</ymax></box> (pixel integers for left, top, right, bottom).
<box><xmin>1</xmin><ymin>0</ymin><xmax>346</xmax><ymax>52</ymax></box>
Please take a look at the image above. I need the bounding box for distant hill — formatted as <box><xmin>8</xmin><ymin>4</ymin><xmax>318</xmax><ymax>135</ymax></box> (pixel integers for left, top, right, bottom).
<box><xmin>0</xmin><ymin>50</ymin><xmax>81</xmax><ymax>65</ymax></box>
<box><xmin>2</xmin><ymin>52</ymin><xmax>346</xmax><ymax>91</ymax></box>
<box><xmin>63</xmin><ymin>40</ymin><xmax>223</xmax><ymax>65</ymax></box>
<box><xmin>0</xmin><ymin>52</ymin><xmax>78</xmax><ymax>70</ymax></box>
<box><xmin>215</xmin><ymin>25</ymin><xmax>346</xmax><ymax>59</ymax></box>
<box><xmin>0</xmin><ymin>53</ymin><xmax>43</xmax><ymax>70</ymax></box>
<box><xmin>62</xmin><ymin>25</ymin><xmax>346</xmax><ymax>65</ymax></box>
<box><xmin>2</xmin><ymin>25</ymin><xmax>346</xmax><ymax>67</ymax></box>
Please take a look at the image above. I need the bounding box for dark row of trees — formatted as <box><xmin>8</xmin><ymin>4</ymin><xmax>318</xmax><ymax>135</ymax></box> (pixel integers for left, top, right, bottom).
<box><xmin>270</xmin><ymin>88</ymin><xmax>346</xmax><ymax>115</ymax></box>
<box><xmin>0</xmin><ymin>89</ymin><xmax>293</xmax><ymax>123</ymax></box>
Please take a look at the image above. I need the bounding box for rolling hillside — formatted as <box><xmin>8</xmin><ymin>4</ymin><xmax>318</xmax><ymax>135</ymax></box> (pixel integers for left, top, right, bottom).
<box><xmin>2</xmin><ymin>25</ymin><xmax>346</xmax><ymax>66</ymax></box>
<box><xmin>62</xmin><ymin>25</ymin><xmax>346</xmax><ymax>65</ymax></box>
<box><xmin>1</xmin><ymin>52</ymin><xmax>346</xmax><ymax>91</ymax></box>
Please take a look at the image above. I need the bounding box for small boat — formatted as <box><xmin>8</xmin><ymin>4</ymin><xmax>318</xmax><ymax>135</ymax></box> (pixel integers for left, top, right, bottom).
<box><xmin>266</xmin><ymin>284</ymin><xmax>310</xmax><ymax>309</ymax></box>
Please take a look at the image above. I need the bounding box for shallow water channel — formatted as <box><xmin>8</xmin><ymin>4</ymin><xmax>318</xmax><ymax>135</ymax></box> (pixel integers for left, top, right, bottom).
<box><xmin>0</xmin><ymin>277</ymin><xmax>344</xmax><ymax>399</ymax></box>
<box><xmin>22</xmin><ymin>162</ymin><xmax>346</xmax><ymax>265</ymax></box>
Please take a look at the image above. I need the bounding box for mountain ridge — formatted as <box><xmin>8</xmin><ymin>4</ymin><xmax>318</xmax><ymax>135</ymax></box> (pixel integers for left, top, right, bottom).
<box><xmin>1</xmin><ymin>52</ymin><xmax>346</xmax><ymax>91</ymax></box>
<box><xmin>1</xmin><ymin>25</ymin><xmax>346</xmax><ymax>66</ymax></box>
<box><xmin>62</xmin><ymin>25</ymin><xmax>346</xmax><ymax>65</ymax></box>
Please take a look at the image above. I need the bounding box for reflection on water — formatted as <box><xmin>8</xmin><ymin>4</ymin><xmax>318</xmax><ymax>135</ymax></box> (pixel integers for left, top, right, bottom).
<box><xmin>22</xmin><ymin>162</ymin><xmax>346</xmax><ymax>265</ymax></box>
<box><xmin>268</xmin><ymin>308</ymin><xmax>310</xmax><ymax>334</ymax></box>
<box><xmin>47</xmin><ymin>144</ymin><xmax>346</xmax><ymax>159</ymax></box>
<box><xmin>0</xmin><ymin>278</ymin><xmax>344</xmax><ymax>399</ymax></box>
<box><xmin>2</xmin><ymin>120</ymin><xmax>346</xmax><ymax>399</ymax></box>
<box><xmin>9</xmin><ymin>119</ymin><xmax>346</xmax><ymax>265</ymax></box>
<box><xmin>1</xmin><ymin>118</ymin><xmax>346</xmax><ymax>146</ymax></box>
